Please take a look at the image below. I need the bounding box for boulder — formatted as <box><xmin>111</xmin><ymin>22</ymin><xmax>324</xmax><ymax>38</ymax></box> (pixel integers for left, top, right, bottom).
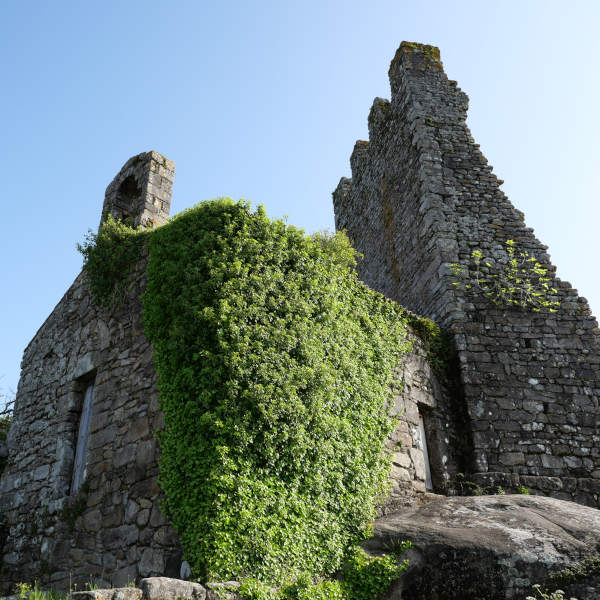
<box><xmin>363</xmin><ymin>494</ymin><xmax>600</xmax><ymax>600</ymax></box>
<box><xmin>140</xmin><ymin>578</ymin><xmax>206</xmax><ymax>600</ymax></box>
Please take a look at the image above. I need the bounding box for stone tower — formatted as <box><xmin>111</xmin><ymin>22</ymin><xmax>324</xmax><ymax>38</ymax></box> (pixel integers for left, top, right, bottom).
<box><xmin>333</xmin><ymin>42</ymin><xmax>600</xmax><ymax>505</ymax></box>
<box><xmin>100</xmin><ymin>151</ymin><xmax>175</xmax><ymax>229</ymax></box>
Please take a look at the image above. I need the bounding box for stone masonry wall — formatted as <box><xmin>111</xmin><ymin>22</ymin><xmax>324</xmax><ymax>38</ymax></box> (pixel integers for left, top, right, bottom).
<box><xmin>0</xmin><ymin>152</ymin><xmax>178</xmax><ymax>591</ymax></box>
<box><xmin>0</xmin><ymin>252</ymin><xmax>181</xmax><ymax>591</ymax></box>
<box><xmin>0</xmin><ymin>255</ymin><xmax>453</xmax><ymax>588</ymax></box>
<box><xmin>0</xmin><ymin>147</ymin><xmax>458</xmax><ymax>589</ymax></box>
<box><xmin>383</xmin><ymin>332</ymin><xmax>463</xmax><ymax>512</ymax></box>
<box><xmin>334</xmin><ymin>42</ymin><xmax>600</xmax><ymax>506</ymax></box>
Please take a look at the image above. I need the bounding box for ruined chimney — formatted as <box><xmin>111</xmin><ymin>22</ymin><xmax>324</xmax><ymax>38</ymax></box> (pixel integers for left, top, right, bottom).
<box><xmin>100</xmin><ymin>150</ymin><xmax>175</xmax><ymax>229</ymax></box>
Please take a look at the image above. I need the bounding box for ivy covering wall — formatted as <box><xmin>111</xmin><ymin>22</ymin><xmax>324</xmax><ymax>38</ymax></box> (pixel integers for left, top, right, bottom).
<box><xmin>81</xmin><ymin>199</ymin><xmax>414</xmax><ymax>590</ymax></box>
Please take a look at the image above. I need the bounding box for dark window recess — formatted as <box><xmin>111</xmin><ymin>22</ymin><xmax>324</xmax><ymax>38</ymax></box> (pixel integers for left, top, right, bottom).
<box><xmin>417</xmin><ymin>412</ymin><xmax>434</xmax><ymax>491</ymax></box>
<box><xmin>71</xmin><ymin>383</ymin><xmax>94</xmax><ymax>494</ymax></box>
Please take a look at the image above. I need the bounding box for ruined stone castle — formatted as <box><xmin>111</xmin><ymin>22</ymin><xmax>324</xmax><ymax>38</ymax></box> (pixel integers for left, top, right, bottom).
<box><xmin>1</xmin><ymin>42</ymin><xmax>598</xmax><ymax>589</ymax></box>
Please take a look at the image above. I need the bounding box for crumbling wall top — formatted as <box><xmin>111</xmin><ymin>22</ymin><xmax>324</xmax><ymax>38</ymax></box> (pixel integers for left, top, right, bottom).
<box><xmin>100</xmin><ymin>150</ymin><xmax>175</xmax><ymax>230</ymax></box>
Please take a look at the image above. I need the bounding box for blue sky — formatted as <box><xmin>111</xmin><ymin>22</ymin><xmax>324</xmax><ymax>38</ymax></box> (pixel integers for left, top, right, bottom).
<box><xmin>1</xmin><ymin>0</ymin><xmax>599</xmax><ymax>404</ymax></box>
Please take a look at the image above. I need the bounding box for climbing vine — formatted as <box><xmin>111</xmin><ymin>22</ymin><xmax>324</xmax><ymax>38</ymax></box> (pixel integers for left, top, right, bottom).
<box><xmin>450</xmin><ymin>239</ymin><xmax>560</xmax><ymax>312</ymax></box>
<box><xmin>78</xmin><ymin>199</ymin><xmax>421</xmax><ymax>595</ymax></box>
<box><xmin>139</xmin><ymin>199</ymin><xmax>412</xmax><ymax>585</ymax></box>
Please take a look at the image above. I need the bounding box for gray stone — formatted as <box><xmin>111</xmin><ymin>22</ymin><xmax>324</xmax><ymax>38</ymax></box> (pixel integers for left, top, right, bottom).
<box><xmin>180</xmin><ymin>560</ymin><xmax>192</xmax><ymax>580</ymax></box>
<box><xmin>82</xmin><ymin>508</ymin><xmax>103</xmax><ymax>533</ymax></box>
<box><xmin>72</xmin><ymin>589</ymin><xmax>142</xmax><ymax>600</ymax></box>
<box><xmin>139</xmin><ymin>548</ymin><xmax>165</xmax><ymax>576</ymax></box>
<box><xmin>365</xmin><ymin>494</ymin><xmax>600</xmax><ymax>600</ymax></box>
<box><xmin>137</xmin><ymin>508</ymin><xmax>151</xmax><ymax>526</ymax></box>
<box><xmin>140</xmin><ymin>577</ymin><xmax>206</xmax><ymax>600</ymax></box>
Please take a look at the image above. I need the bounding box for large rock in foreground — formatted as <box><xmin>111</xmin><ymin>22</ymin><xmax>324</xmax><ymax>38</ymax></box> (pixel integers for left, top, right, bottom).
<box><xmin>364</xmin><ymin>494</ymin><xmax>600</xmax><ymax>600</ymax></box>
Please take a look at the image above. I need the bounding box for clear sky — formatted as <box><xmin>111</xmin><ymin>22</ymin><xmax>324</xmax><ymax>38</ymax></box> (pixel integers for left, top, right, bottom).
<box><xmin>1</xmin><ymin>0</ymin><xmax>599</xmax><ymax>405</ymax></box>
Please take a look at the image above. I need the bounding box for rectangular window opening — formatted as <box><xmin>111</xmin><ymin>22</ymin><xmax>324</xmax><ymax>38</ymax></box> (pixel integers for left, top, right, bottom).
<box><xmin>71</xmin><ymin>381</ymin><xmax>94</xmax><ymax>495</ymax></box>
<box><xmin>417</xmin><ymin>412</ymin><xmax>434</xmax><ymax>491</ymax></box>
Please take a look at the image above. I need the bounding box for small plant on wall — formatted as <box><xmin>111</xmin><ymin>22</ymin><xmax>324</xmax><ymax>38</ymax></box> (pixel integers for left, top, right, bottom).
<box><xmin>450</xmin><ymin>239</ymin><xmax>560</xmax><ymax>312</ymax></box>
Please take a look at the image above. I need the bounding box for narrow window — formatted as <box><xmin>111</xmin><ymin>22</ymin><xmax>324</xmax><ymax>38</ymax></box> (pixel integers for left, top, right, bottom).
<box><xmin>417</xmin><ymin>413</ymin><xmax>434</xmax><ymax>491</ymax></box>
<box><xmin>71</xmin><ymin>383</ymin><xmax>94</xmax><ymax>494</ymax></box>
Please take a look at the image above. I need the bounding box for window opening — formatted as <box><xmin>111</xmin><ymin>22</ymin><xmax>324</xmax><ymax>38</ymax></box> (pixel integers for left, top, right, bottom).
<box><xmin>71</xmin><ymin>383</ymin><xmax>94</xmax><ymax>494</ymax></box>
<box><xmin>417</xmin><ymin>412</ymin><xmax>434</xmax><ymax>491</ymax></box>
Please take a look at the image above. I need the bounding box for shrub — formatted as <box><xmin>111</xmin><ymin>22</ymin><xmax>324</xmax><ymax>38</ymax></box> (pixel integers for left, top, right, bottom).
<box><xmin>77</xmin><ymin>214</ymin><xmax>148</xmax><ymax>308</ymax></box>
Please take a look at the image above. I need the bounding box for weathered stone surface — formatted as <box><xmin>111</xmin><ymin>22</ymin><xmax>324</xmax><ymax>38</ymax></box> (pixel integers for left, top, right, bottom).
<box><xmin>179</xmin><ymin>561</ymin><xmax>192</xmax><ymax>581</ymax></box>
<box><xmin>383</xmin><ymin>332</ymin><xmax>463</xmax><ymax>508</ymax></box>
<box><xmin>101</xmin><ymin>151</ymin><xmax>174</xmax><ymax>230</ymax></box>
<box><xmin>364</xmin><ymin>494</ymin><xmax>600</xmax><ymax>599</ymax></box>
<box><xmin>140</xmin><ymin>577</ymin><xmax>206</xmax><ymax>600</ymax></box>
<box><xmin>72</xmin><ymin>588</ymin><xmax>142</xmax><ymax>600</ymax></box>
<box><xmin>0</xmin><ymin>154</ymin><xmax>178</xmax><ymax>593</ymax></box>
<box><xmin>139</xmin><ymin>548</ymin><xmax>166</xmax><ymax>576</ymax></box>
<box><xmin>333</xmin><ymin>41</ymin><xmax>600</xmax><ymax>506</ymax></box>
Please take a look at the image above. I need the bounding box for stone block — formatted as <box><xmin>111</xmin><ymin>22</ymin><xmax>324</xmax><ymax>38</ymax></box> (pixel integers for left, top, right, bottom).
<box><xmin>153</xmin><ymin>524</ymin><xmax>177</xmax><ymax>546</ymax></box>
<box><xmin>139</xmin><ymin>548</ymin><xmax>166</xmax><ymax>577</ymax></box>
<box><xmin>500</xmin><ymin>452</ymin><xmax>525</xmax><ymax>466</ymax></box>
<box><xmin>125</xmin><ymin>499</ymin><xmax>140</xmax><ymax>523</ymax></box>
<box><xmin>392</xmin><ymin>450</ymin><xmax>412</xmax><ymax>468</ymax></box>
<box><xmin>82</xmin><ymin>508</ymin><xmax>103</xmax><ymax>533</ymax></box>
<box><xmin>136</xmin><ymin>440</ymin><xmax>156</xmax><ymax>468</ymax></box>
<box><xmin>137</xmin><ymin>508</ymin><xmax>150</xmax><ymax>526</ymax></box>
<box><xmin>112</xmin><ymin>564</ymin><xmax>139</xmax><ymax>588</ymax></box>
<box><xmin>140</xmin><ymin>577</ymin><xmax>206</xmax><ymax>600</ymax></box>
<box><xmin>150</xmin><ymin>502</ymin><xmax>167</xmax><ymax>528</ymax></box>
<box><xmin>101</xmin><ymin>524</ymin><xmax>138</xmax><ymax>547</ymax></box>
<box><xmin>409</xmin><ymin>447</ymin><xmax>427</xmax><ymax>480</ymax></box>
<box><xmin>390</xmin><ymin>464</ymin><xmax>411</xmax><ymax>482</ymax></box>
<box><xmin>114</xmin><ymin>444</ymin><xmax>137</xmax><ymax>469</ymax></box>
<box><xmin>541</xmin><ymin>455</ymin><xmax>565</xmax><ymax>470</ymax></box>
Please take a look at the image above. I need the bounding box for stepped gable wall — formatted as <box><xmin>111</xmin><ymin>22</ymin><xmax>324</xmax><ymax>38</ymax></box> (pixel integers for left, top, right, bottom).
<box><xmin>333</xmin><ymin>41</ymin><xmax>600</xmax><ymax>506</ymax></box>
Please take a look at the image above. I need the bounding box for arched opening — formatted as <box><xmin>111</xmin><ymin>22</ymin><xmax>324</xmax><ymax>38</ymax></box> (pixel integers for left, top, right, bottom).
<box><xmin>114</xmin><ymin>175</ymin><xmax>142</xmax><ymax>223</ymax></box>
